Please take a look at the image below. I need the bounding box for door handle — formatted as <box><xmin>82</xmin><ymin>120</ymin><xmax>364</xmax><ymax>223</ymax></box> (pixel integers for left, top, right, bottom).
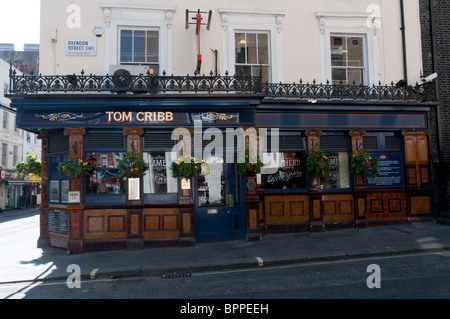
<box><xmin>227</xmin><ymin>210</ymin><xmax>230</xmax><ymax>214</ymax></box>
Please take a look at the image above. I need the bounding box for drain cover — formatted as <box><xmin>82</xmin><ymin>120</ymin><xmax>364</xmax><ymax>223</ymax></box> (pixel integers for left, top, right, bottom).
<box><xmin>162</xmin><ymin>271</ymin><xmax>192</xmax><ymax>279</ymax></box>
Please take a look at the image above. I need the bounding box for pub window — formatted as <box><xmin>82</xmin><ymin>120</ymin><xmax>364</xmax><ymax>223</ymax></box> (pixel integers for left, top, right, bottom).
<box><xmin>85</xmin><ymin>131</ymin><xmax>126</xmax><ymax>204</ymax></box>
<box><xmin>235</xmin><ymin>32</ymin><xmax>270</xmax><ymax>83</ymax></box>
<box><xmin>261</xmin><ymin>131</ymin><xmax>307</xmax><ymax>190</ymax></box>
<box><xmin>319</xmin><ymin>134</ymin><xmax>350</xmax><ymax>189</ymax></box>
<box><xmin>330</xmin><ymin>35</ymin><xmax>366</xmax><ymax>85</ymax></box>
<box><xmin>142</xmin><ymin>131</ymin><xmax>178</xmax><ymax>203</ymax></box>
<box><xmin>47</xmin><ymin>133</ymin><xmax>69</xmax><ymax>204</ymax></box>
<box><xmin>119</xmin><ymin>28</ymin><xmax>159</xmax><ymax>73</ymax></box>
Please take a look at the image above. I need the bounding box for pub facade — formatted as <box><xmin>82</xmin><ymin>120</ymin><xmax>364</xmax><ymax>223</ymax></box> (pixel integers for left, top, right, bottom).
<box><xmin>8</xmin><ymin>0</ymin><xmax>437</xmax><ymax>253</ymax></box>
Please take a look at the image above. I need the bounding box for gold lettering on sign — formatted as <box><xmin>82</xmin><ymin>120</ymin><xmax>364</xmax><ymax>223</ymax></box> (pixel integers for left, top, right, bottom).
<box><xmin>106</xmin><ymin>111</ymin><xmax>174</xmax><ymax>122</ymax></box>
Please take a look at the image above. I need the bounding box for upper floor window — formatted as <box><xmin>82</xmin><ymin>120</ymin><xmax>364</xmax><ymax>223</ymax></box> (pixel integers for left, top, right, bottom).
<box><xmin>102</xmin><ymin>4</ymin><xmax>175</xmax><ymax>75</ymax></box>
<box><xmin>119</xmin><ymin>29</ymin><xmax>159</xmax><ymax>72</ymax></box>
<box><xmin>330</xmin><ymin>35</ymin><xmax>365</xmax><ymax>85</ymax></box>
<box><xmin>3</xmin><ymin>112</ymin><xmax>8</xmax><ymax>130</ymax></box>
<box><xmin>2</xmin><ymin>143</ymin><xmax>7</xmax><ymax>166</ymax></box>
<box><xmin>219</xmin><ymin>8</ymin><xmax>285</xmax><ymax>83</ymax></box>
<box><xmin>235</xmin><ymin>32</ymin><xmax>270</xmax><ymax>83</ymax></box>
<box><xmin>316</xmin><ymin>12</ymin><xmax>380</xmax><ymax>86</ymax></box>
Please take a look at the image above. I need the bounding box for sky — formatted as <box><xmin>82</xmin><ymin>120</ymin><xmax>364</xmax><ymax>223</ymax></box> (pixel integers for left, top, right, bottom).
<box><xmin>0</xmin><ymin>0</ymin><xmax>40</xmax><ymax>51</ymax></box>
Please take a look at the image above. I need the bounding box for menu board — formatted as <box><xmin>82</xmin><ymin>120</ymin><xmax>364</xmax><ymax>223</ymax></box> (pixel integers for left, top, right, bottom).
<box><xmin>366</xmin><ymin>152</ymin><xmax>404</xmax><ymax>188</ymax></box>
<box><xmin>48</xmin><ymin>210</ymin><xmax>69</xmax><ymax>235</ymax></box>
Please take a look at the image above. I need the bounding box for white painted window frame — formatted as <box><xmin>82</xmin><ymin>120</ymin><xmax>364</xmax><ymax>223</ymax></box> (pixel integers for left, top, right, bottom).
<box><xmin>101</xmin><ymin>3</ymin><xmax>176</xmax><ymax>75</ymax></box>
<box><xmin>316</xmin><ymin>12</ymin><xmax>381</xmax><ymax>86</ymax></box>
<box><xmin>219</xmin><ymin>8</ymin><xmax>286</xmax><ymax>83</ymax></box>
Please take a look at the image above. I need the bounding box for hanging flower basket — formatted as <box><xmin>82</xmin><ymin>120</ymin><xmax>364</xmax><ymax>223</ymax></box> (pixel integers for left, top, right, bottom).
<box><xmin>350</xmin><ymin>148</ymin><xmax>380</xmax><ymax>178</ymax></box>
<box><xmin>57</xmin><ymin>156</ymin><xmax>93</xmax><ymax>178</ymax></box>
<box><xmin>170</xmin><ymin>155</ymin><xmax>200</xmax><ymax>179</ymax></box>
<box><xmin>306</xmin><ymin>148</ymin><xmax>330</xmax><ymax>183</ymax></box>
<box><xmin>14</xmin><ymin>153</ymin><xmax>42</xmax><ymax>178</ymax></box>
<box><xmin>117</xmin><ymin>150</ymin><xmax>147</xmax><ymax>178</ymax></box>
<box><xmin>237</xmin><ymin>149</ymin><xmax>264</xmax><ymax>175</ymax></box>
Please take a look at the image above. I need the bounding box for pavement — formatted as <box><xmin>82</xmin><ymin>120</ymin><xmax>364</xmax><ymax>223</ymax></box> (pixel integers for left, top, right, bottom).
<box><xmin>2</xmin><ymin>207</ymin><xmax>450</xmax><ymax>284</ymax></box>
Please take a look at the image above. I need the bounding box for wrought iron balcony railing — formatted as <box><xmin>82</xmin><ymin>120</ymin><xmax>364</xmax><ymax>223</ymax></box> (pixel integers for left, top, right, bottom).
<box><xmin>8</xmin><ymin>69</ymin><xmax>436</xmax><ymax>102</ymax></box>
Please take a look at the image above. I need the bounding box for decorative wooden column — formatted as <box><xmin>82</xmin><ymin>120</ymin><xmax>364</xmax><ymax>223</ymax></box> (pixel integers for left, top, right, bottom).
<box><xmin>305</xmin><ymin>130</ymin><xmax>322</xmax><ymax>189</ymax></box>
<box><xmin>178</xmin><ymin>128</ymin><xmax>195</xmax><ymax>246</ymax></box>
<box><xmin>123</xmin><ymin>128</ymin><xmax>144</xmax><ymax>250</ymax></box>
<box><xmin>349</xmin><ymin>129</ymin><xmax>367</xmax><ymax>228</ymax></box>
<box><xmin>64</xmin><ymin>127</ymin><xmax>86</xmax><ymax>254</ymax></box>
<box><xmin>37</xmin><ymin>131</ymin><xmax>49</xmax><ymax>248</ymax></box>
<box><xmin>402</xmin><ymin>129</ymin><xmax>433</xmax><ymax>221</ymax></box>
<box><xmin>305</xmin><ymin>130</ymin><xmax>324</xmax><ymax>231</ymax></box>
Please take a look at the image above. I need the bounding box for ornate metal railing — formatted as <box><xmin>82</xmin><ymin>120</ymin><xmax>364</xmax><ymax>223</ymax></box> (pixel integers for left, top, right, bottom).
<box><xmin>9</xmin><ymin>69</ymin><xmax>436</xmax><ymax>102</ymax></box>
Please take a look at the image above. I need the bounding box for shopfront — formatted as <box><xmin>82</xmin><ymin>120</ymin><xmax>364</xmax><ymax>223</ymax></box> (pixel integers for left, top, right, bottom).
<box><xmin>9</xmin><ymin>77</ymin><xmax>435</xmax><ymax>253</ymax></box>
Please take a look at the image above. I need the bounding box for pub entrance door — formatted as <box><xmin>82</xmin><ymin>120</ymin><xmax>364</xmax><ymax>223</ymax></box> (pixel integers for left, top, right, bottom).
<box><xmin>194</xmin><ymin>156</ymin><xmax>246</xmax><ymax>242</ymax></box>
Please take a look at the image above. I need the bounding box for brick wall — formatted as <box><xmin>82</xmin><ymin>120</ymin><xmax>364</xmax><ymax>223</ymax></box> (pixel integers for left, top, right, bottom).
<box><xmin>420</xmin><ymin>0</ymin><xmax>450</xmax><ymax>217</ymax></box>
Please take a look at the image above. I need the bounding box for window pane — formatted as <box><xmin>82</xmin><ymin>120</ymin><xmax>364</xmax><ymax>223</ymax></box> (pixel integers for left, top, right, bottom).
<box><xmin>347</xmin><ymin>68</ymin><xmax>364</xmax><ymax>85</ymax></box>
<box><xmin>61</xmin><ymin>180</ymin><xmax>69</xmax><ymax>203</ymax></box>
<box><xmin>258</xmin><ymin>34</ymin><xmax>269</xmax><ymax>65</ymax></box>
<box><xmin>235</xmin><ymin>65</ymin><xmax>251</xmax><ymax>77</ymax></box>
<box><xmin>332</xmin><ymin>68</ymin><xmax>346</xmax><ymax>83</ymax></box>
<box><xmin>86</xmin><ymin>152</ymin><xmax>126</xmax><ymax>195</ymax></box>
<box><xmin>146</xmin><ymin>31</ymin><xmax>159</xmax><ymax>63</ymax></box>
<box><xmin>263</xmin><ymin>152</ymin><xmax>306</xmax><ymax>190</ymax></box>
<box><xmin>49</xmin><ymin>180</ymin><xmax>59</xmax><ymax>202</ymax></box>
<box><xmin>321</xmin><ymin>152</ymin><xmax>350</xmax><ymax>189</ymax></box>
<box><xmin>120</xmin><ymin>30</ymin><xmax>133</xmax><ymax>62</ymax></box>
<box><xmin>1</xmin><ymin>143</ymin><xmax>6</xmax><ymax>165</ymax></box>
<box><xmin>330</xmin><ymin>36</ymin><xmax>346</xmax><ymax>66</ymax></box>
<box><xmin>198</xmin><ymin>157</ymin><xmax>225</xmax><ymax>207</ymax></box>
<box><xmin>133</xmin><ymin>30</ymin><xmax>146</xmax><ymax>63</ymax></box>
<box><xmin>143</xmin><ymin>152</ymin><xmax>178</xmax><ymax>194</ymax></box>
<box><xmin>347</xmin><ymin>37</ymin><xmax>363</xmax><ymax>67</ymax></box>
<box><xmin>235</xmin><ymin>33</ymin><xmax>246</xmax><ymax>63</ymax></box>
<box><xmin>246</xmin><ymin>33</ymin><xmax>257</xmax><ymax>64</ymax></box>
<box><xmin>251</xmin><ymin>66</ymin><xmax>269</xmax><ymax>83</ymax></box>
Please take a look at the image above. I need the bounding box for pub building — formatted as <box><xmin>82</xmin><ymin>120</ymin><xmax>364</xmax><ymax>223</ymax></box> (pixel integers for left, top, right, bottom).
<box><xmin>7</xmin><ymin>71</ymin><xmax>436</xmax><ymax>254</ymax></box>
<box><xmin>7</xmin><ymin>0</ymin><xmax>437</xmax><ymax>255</ymax></box>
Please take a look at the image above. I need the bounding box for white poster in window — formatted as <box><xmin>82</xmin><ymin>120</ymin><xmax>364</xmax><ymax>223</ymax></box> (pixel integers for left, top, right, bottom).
<box><xmin>68</xmin><ymin>191</ymin><xmax>80</xmax><ymax>203</ymax></box>
<box><xmin>128</xmin><ymin>178</ymin><xmax>140</xmax><ymax>200</ymax></box>
<box><xmin>65</xmin><ymin>40</ymin><xmax>97</xmax><ymax>56</ymax></box>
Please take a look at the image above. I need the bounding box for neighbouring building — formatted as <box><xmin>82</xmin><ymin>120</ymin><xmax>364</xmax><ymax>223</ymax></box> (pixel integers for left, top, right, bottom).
<box><xmin>0</xmin><ymin>43</ymin><xmax>40</xmax><ymax>75</ymax></box>
<box><xmin>7</xmin><ymin>0</ymin><xmax>437</xmax><ymax>253</ymax></box>
<box><xmin>419</xmin><ymin>0</ymin><xmax>450</xmax><ymax>222</ymax></box>
<box><xmin>0</xmin><ymin>59</ymin><xmax>28</xmax><ymax>210</ymax></box>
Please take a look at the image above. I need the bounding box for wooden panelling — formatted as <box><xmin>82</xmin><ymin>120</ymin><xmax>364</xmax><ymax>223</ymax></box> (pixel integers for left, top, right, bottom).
<box><xmin>410</xmin><ymin>196</ymin><xmax>431</xmax><ymax>215</ymax></box>
<box><xmin>365</xmin><ymin>192</ymin><xmax>407</xmax><ymax>219</ymax></box>
<box><xmin>142</xmin><ymin>208</ymin><xmax>180</xmax><ymax>238</ymax></box>
<box><xmin>321</xmin><ymin>195</ymin><xmax>354</xmax><ymax>221</ymax></box>
<box><xmin>249</xmin><ymin>209</ymin><xmax>258</xmax><ymax>229</ymax></box>
<box><xmin>264</xmin><ymin>195</ymin><xmax>310</xmax><ymax>223</ymax></box>
<box><xmin>84</xmin><ymin>209</ymin><xmax>127</xmax><ymax>239</ymax></box>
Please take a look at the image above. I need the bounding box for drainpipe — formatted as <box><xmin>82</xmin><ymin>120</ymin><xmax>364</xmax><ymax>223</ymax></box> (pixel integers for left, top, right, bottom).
<box><xmin>400</xmin><ymin>0</ymin><xmax>408</xmax><ymax>83</ymax></box>
<box><xmin>428</xmin><ymin>0</ymin><xmax>443</xmax><ymax>161</ymax></box>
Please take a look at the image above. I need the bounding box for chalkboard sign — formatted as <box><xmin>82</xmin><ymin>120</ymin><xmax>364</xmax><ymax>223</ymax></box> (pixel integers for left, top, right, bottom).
<box><xmin>48</xmin><ymin>210</ymin><xmax>69</xmax><ymax>235</ymax></box>
<box><xmin>366</xmin><ymin>152</ymin><xmax>404</xmax><ymax>188</ymax></box>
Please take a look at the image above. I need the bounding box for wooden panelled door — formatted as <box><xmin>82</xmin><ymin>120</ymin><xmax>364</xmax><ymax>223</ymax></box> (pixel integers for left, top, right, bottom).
<box><xmin>194</xmin><ymin>158</ymin><xmax>245</xmax><ymax>242</ymax></box>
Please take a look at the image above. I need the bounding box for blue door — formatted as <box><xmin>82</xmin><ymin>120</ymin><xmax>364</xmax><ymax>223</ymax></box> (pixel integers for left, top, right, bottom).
<box><xmin>194</xmin><ymin>158</ymin><xmax>245</xmax><ymax>242</ymax></box>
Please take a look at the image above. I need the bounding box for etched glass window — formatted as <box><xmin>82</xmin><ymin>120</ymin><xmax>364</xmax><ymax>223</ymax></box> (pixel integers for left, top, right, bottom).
<box><xmin>143</xmin><ymin>152</ymin><xmax>178</xmax><ymax>194</ymax></box>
